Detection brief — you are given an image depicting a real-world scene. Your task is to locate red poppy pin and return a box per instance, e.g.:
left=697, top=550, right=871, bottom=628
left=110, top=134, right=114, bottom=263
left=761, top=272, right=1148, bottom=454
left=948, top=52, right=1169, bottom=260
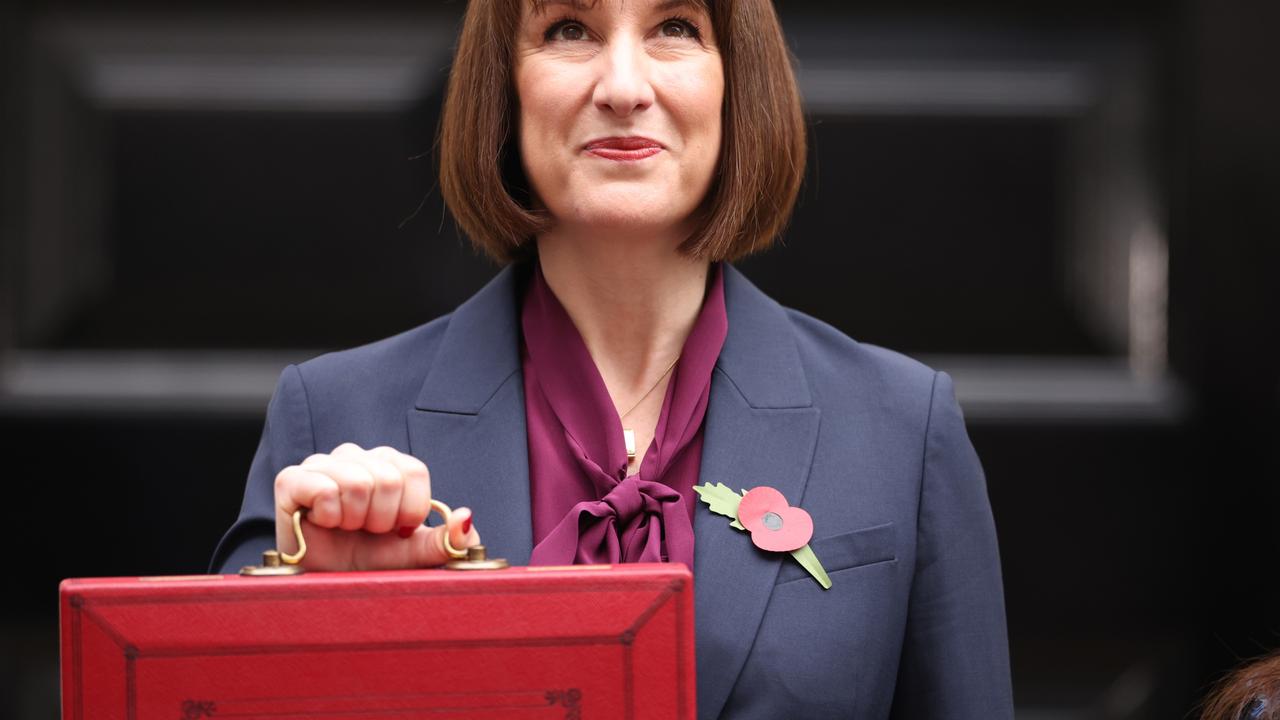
left=693, top=483, right=831, bottom=589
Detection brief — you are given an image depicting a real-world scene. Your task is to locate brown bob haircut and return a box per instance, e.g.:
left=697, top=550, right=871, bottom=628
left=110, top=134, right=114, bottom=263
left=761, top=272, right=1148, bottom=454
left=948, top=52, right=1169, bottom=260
left=1199, top=649, right=1280, bottom=720
left=438, top=0, right=806, bottom=264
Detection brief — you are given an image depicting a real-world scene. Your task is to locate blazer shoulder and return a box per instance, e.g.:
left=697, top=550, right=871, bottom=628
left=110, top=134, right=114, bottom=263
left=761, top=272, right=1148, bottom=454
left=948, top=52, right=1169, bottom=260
left=778, top=306, right=947, bottom=443
left=291, top=313, right=454, bottom=412
left=783, top=306, right=938, bottom=393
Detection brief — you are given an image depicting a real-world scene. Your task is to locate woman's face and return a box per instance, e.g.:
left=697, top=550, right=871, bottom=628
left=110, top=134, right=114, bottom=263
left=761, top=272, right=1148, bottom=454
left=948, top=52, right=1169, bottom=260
left=514, top=0, right=724, bottom=237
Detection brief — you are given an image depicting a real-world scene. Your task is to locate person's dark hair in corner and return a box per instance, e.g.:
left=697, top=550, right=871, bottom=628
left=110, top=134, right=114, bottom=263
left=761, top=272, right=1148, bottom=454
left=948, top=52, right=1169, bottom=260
left=1201, top=650, right=1280, bottom=720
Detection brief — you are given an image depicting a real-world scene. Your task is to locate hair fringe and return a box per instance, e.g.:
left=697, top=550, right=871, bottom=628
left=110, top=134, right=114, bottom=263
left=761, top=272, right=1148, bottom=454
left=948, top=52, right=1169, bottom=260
left=1199, top=650, right=1280, bottom=720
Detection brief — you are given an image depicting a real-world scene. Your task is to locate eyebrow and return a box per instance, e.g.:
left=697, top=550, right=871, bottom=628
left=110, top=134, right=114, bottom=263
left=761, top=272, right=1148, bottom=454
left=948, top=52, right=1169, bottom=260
left=655, top=0, right=710, bottom=11
left=531, top=0, right=709, bottom=16
left=530, top=0, right=598, bottom=14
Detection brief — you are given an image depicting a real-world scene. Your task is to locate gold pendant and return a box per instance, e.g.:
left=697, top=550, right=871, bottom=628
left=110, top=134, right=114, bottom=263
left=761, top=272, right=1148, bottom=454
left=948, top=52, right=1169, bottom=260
left=623, top=428, right=636, bottom=462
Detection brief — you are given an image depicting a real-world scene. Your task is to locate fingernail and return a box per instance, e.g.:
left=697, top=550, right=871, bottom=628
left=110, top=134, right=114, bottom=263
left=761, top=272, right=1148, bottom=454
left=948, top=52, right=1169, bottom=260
left=398, top=525, right=416, bottom=539
left=461, top=515, right=472, bottom=534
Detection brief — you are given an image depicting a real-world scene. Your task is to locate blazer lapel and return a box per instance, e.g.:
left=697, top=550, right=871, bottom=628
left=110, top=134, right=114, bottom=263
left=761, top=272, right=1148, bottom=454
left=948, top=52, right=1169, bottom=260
left=694, top=265, right=821, bottom=720
left=407, top=263, right=534, bottom=566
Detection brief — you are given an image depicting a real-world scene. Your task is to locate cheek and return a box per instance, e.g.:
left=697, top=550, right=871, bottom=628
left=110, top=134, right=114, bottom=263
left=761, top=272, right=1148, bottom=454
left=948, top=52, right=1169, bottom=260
left=661, top=61, right=724, bottom=148
left=517, top=63, right=585, bottom=134
left=516, top=72, right=550, bottom=149
left=514, top=70, right=557, bottom=196
left=665, top=60, right=727, bottom=127
left=696, top=63, right=726, bottom=125
left=516, top=64, right=585, bottom=179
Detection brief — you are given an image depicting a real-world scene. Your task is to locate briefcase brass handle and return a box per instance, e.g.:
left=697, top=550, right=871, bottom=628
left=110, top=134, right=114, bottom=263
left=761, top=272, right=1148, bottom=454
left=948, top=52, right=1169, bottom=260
left=240, top=499, right=507, bottom=576
left=280, top=508, right=308, bottom=564
left=432, top=499, right=510, bottom=570
left=431, top=499, right=468, bottom=561
left=284, top=499, right=459, bottom=565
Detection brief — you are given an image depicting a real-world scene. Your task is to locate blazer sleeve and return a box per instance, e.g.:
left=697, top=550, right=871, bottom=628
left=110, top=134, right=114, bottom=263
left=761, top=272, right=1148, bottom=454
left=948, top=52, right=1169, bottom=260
left=890, top=371, right=1014, bottom=718
left=208, top=365, right=317, bottom=575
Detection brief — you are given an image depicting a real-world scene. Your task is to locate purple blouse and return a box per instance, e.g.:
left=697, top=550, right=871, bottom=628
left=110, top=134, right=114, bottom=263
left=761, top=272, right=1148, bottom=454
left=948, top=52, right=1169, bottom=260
left=520, top=260, right=727, bottom=567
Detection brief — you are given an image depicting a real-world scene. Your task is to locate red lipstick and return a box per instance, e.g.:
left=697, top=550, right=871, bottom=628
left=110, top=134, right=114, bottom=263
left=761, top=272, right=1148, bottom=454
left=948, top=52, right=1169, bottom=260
left=584, top=136, right=663, bottom=161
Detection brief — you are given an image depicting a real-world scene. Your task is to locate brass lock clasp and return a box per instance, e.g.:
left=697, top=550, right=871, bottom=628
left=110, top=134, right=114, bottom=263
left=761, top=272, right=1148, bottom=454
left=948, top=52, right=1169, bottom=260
left=445, top=544, right=509, bottom=571
left=240, top=509, right=308, bottom=576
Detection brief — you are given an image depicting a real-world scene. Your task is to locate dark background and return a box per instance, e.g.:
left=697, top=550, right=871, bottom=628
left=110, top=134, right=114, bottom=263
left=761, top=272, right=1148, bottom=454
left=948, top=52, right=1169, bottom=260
left=2, top=0, right=1277, bottom=717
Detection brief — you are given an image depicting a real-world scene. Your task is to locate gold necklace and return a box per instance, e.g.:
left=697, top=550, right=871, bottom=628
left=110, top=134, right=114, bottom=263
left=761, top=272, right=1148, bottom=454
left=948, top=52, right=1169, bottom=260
left=620, top=355, right=680, bottom=464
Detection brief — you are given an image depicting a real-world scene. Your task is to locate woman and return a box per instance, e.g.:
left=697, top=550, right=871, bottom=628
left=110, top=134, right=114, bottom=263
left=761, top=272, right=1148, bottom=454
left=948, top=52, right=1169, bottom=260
left=212, top=0, right=1014, bottom=716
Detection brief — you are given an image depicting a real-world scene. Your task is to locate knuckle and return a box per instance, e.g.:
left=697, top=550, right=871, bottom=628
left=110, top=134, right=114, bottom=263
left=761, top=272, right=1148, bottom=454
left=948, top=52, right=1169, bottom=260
left=407, top=456, right=430, bottom=479
left=315, top=486, right=339, bottom=508
left=274, top=466, right=298, bottom=492
left=332, top=442, right=363, bottom=455
left=378, top=472, right=404, bottom=495
left=341, top=472, right=375, bottom=501
left=333, top=459, right=370, bottom=482
left=372, top=459, right=402, bottom=484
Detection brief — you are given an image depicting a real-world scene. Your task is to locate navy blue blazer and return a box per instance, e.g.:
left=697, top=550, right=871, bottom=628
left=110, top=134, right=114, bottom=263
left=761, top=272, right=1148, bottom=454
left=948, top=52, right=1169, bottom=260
left=212, top=261, right=1013, bottom=719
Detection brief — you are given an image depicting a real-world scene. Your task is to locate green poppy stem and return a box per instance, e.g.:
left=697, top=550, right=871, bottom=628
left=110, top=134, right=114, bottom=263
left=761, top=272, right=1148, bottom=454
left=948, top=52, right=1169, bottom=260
left=790, top=544, right=832, bottom=590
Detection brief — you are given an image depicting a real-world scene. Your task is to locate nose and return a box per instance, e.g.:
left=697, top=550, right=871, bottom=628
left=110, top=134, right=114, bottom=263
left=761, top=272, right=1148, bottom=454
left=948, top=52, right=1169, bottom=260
left=592, top=38, right=654, bottom=117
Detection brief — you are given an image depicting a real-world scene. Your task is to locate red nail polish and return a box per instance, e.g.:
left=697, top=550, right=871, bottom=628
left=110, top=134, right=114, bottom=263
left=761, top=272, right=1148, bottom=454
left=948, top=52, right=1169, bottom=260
left=461, top=516, right=472, bottom=534
left=398, top=526, right=415, bottom=539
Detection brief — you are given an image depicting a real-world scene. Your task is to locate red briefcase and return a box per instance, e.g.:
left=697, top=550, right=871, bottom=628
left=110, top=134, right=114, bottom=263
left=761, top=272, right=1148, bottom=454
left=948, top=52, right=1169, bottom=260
left=60, top=561, right=695, bottom=720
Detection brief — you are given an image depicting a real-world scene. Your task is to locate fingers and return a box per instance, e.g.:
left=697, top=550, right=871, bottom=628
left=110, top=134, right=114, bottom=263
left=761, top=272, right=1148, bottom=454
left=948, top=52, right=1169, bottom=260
left=273, top=442, right=479, bottom=572
left=297, top=456, right=373, bottom=531
left=298, top=444, right=421, bottom=533
left=330, top=443, right=401, bottom=532
left=274, top=466, right=340, bottom=524
left=275, top=443, right=433, bottom=534
left=370, top=446, right=432, bottom=535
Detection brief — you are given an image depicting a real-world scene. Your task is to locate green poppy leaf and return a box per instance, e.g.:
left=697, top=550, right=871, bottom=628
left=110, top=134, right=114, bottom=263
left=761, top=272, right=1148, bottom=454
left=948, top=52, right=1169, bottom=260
left=694, top=482, right=747, bottom=531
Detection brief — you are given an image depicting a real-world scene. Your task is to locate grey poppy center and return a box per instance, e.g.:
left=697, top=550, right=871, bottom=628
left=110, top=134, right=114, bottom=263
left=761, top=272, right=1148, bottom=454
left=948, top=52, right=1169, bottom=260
left=762, top=512, right=784, bottom=530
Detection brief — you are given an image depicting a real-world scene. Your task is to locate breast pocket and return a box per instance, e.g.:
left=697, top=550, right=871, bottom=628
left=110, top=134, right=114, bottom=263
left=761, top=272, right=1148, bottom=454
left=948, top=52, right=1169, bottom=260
left=774, top=521, right=896, bottom=586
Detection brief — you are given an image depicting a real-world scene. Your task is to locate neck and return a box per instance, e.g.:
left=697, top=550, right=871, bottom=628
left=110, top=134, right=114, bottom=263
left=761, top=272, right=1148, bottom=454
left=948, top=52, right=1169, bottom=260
left=535, top=225, right=711, bottom=413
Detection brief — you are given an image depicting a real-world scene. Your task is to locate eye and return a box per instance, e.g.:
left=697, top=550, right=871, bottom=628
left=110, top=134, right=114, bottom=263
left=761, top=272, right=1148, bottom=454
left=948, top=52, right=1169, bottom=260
left=658, top=18, right=701, bottom=40
left=546, top=19, right=588, bottom=42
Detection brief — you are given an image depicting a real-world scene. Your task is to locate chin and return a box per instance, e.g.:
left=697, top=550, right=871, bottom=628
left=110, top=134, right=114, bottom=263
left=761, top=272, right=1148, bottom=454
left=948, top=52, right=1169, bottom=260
left=559, top=184, right=700, bottom=232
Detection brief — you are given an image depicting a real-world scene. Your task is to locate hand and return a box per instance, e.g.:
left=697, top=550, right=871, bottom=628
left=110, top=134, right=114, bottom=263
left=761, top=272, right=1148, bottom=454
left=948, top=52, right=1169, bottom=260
left=273, top=443, right=480, bottom=571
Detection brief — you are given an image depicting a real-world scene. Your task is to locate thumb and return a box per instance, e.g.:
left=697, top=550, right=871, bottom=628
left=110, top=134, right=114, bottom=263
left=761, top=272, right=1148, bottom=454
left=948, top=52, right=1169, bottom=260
left=409, top=506, right=479, bottom=567
left=447, top=506, right=480, bottom=555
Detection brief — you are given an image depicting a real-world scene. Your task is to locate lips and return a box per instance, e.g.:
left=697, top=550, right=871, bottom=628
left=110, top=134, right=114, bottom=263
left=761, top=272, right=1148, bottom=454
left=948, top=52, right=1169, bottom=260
left=583, top=136, right=663, bottom=161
